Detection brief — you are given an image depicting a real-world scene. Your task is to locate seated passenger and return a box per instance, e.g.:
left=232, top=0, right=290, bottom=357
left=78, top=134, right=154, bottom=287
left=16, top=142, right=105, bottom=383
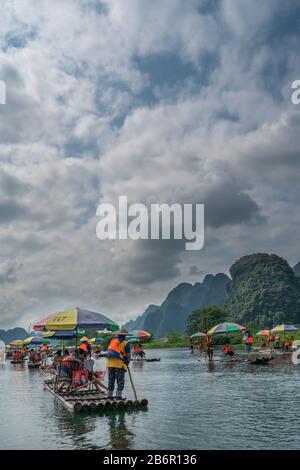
left=223, top=342, right=235, bottom=357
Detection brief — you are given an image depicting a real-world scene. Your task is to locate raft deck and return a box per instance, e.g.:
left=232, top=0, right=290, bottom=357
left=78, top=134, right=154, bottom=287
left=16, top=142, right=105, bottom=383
left=45, top=382, right=148, bottom=413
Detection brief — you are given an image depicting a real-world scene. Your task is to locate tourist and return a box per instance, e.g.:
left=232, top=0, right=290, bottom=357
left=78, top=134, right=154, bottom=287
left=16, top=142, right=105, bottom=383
left=205, top=335, right=214, bottom=363
left=275, top=334, right=281, bottom=348
left=268, top=333, right=275, bottom=352
left=243, top=331, right=253, bottom=359
left=137, top=344, right=145, bottom=360
left=81, top=352, right=107, bottom=391
left=223, top=342, right=235, bottom=359
left=106, top=326, right=131, bottom=400
left=260, top=337, right=267, bottom=348
left=132, top=344, right=139, bottom=360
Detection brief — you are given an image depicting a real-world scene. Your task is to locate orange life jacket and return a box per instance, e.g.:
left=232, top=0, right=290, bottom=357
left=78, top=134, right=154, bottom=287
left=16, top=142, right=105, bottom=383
left=107, top=338, right=125, bottom=360
left=79, top=343, right=88, bottom=353
left=245, top=337, right=253, bottom=345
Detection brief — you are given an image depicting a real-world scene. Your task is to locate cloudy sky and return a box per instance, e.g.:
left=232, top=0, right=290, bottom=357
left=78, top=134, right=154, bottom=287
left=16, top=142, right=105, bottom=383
left=0, top=0, right=300, bottom=330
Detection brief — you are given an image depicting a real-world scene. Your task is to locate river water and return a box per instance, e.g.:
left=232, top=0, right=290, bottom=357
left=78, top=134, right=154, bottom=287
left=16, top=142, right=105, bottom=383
left=0, top=348, right=300, bottom=450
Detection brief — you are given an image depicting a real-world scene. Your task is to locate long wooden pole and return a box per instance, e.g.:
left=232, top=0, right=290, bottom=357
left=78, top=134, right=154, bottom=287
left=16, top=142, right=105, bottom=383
left=127, top=366, right=138, bottom=400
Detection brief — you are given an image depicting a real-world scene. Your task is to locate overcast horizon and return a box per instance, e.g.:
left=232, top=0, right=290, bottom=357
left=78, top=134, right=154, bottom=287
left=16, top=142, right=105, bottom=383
left=1, top=0, right=300, bottom=330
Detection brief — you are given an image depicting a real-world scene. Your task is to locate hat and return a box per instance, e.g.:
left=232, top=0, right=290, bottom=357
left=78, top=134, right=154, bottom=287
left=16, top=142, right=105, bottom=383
left=115, top=326, right=129, bottom=336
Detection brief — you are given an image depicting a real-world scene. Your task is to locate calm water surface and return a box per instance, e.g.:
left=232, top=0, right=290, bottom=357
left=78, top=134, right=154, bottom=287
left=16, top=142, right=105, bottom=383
left=1, top=348, right=300, bottom=450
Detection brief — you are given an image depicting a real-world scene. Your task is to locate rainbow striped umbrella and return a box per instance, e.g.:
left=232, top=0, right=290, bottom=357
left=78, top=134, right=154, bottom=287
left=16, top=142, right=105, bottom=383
left=33, top=308, right=119, bottom=332
left=190, top=332, right=206, bottom=339
left=256, top=330, right=270, bottom=337
left=9, top=339, right=24, bottom=347
left=207, top=322, right=245, bottom=336
left=127, top=330, right=152, bottom=340
left=271, top=324, right=298, bottom=334
left=23, top=336, right=43, bottom=345
left=89, top=336, right=104, bottom=343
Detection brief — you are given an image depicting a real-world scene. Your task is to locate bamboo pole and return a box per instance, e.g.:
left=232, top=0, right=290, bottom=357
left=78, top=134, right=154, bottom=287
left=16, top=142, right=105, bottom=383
left=127, top=366, right=138, bottom=401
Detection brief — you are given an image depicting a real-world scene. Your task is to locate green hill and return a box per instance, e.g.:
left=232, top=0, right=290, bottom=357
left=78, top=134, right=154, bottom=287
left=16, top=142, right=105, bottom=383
left=225, top=253, right=300, bottom=328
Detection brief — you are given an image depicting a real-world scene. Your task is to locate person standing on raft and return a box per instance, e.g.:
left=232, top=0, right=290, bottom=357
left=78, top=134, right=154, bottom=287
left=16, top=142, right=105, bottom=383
left=243, top=331, right=253, bottom=360
left=106, top=326, right=131, bottom=400
left=205, top=335, right=214, bottom=363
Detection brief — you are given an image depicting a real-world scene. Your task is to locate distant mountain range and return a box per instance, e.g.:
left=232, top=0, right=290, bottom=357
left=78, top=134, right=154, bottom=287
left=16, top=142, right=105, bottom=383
left=1, top=256, right=300, bottom=342
left=126, top=255, right=300, bottom=337
left=0, top=327, right=28, bottom=344
left=294, top=261, right=300, bottom=277
left=125, top=273, right=230, bottom=337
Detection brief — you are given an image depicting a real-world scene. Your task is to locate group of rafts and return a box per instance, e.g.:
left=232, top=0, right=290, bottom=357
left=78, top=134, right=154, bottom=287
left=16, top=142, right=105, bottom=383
left=5, top=308, right=160, bottom=413
left=189, top=322, right=299, bottom=365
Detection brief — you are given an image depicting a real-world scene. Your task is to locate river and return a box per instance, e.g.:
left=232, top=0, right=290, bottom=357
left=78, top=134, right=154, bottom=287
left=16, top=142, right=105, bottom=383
left=0, top=348, right=300, bottom=450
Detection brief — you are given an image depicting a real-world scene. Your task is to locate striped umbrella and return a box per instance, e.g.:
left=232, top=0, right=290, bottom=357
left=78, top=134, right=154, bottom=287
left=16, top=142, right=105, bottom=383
left=33, top=308, right=119, bottom=332
left=127, top=329, right=152, bottom=340
left=9, top=340, right=24, bottom=347
left=23, top=336, right=43, bottom=345
left=207, top=322, right=245, bottom=336
left=42, top=330, right=85, bottom=339
left=190, top=332, right=206, bottom=339
left=271, top=324, right=298, bottom=334
left=256, top=330, right=270, bottom=337
left=89, top=336, right=104, bottom=343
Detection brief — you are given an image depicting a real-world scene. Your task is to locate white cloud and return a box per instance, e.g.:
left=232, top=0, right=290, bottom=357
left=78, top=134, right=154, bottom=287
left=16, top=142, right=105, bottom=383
left=0, top=0, right=300, bottom=329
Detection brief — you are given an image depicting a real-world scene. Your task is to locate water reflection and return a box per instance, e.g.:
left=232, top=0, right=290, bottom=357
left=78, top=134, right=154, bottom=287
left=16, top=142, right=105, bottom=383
left=107, top=412, right=135, bottom=450
left=1, top=349, right=300, bottom=450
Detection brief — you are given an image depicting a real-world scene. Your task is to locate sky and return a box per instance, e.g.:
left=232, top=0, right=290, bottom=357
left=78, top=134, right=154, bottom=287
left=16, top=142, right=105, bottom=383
left=0, top=0, right=300, bottom=330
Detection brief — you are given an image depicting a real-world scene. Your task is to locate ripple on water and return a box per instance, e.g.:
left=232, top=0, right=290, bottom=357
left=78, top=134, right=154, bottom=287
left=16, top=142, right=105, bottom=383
left=1, top=350, right=300, bottom=449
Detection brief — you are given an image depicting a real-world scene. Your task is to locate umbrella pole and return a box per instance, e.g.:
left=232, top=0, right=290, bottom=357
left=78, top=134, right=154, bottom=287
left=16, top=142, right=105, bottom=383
left=127, top=366, right=138, bottom=401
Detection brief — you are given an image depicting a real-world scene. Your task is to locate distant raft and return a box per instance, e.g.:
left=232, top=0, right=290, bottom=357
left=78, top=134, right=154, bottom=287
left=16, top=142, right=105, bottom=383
left=249, top=356, right=274, bottom=365
left=28, top=361, right=42, bottom=368
left=44, top=381, right=148, bottom=413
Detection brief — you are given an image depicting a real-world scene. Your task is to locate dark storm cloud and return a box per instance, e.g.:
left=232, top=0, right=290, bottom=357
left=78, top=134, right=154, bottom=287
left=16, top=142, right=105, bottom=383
left=0, top=200, right=30, bottom=223
left=124, top=239, right=184, bottom=285
left=204, top=182, right=265, bottom=228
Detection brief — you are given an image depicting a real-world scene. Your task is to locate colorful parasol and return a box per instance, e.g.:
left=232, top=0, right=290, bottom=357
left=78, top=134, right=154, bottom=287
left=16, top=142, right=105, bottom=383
left=270, top=324, right=298, bottom=334
left=89, top=336, right=104, bottom=343
left=33, top=308, right=119, bottom=332
left=127, top=330, right=152, bottom=340
left=190, top=332, right=206, bottom=339
left=207, top=322, right=245, bottom=336
left=23, top=336, right=43, bottom=345
left=256, top=330, right=270, bottom=337
left=9, top=339, right=24, bottom=347
left=42, top=330, right=85, bottom=339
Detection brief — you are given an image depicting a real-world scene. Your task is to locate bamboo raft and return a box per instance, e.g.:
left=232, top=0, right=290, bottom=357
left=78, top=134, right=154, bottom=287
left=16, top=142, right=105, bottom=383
left=44, top=381, right=148, bottom=413
left=28, top=361, right=42, bottom=368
